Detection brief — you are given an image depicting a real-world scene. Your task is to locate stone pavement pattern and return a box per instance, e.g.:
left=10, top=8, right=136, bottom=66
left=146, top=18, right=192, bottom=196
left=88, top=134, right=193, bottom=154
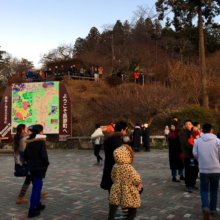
left=0, top=150, right=219, bottom=220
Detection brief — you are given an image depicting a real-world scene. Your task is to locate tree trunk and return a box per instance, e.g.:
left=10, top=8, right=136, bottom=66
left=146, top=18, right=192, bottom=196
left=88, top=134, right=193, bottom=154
left=198, top=3, right=209, bottom=109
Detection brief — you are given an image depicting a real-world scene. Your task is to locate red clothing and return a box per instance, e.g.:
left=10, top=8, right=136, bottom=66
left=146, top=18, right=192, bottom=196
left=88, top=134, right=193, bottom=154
left=106, top=124, right=114, bottom=134
left=167, top=131, right=180, bottom=139
left=134, top=72, right=139, bottom=79
left=188, top=137, right=194, bottom=146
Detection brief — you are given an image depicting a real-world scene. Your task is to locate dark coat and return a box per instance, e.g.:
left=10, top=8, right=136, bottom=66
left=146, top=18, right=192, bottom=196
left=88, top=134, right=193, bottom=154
left=100, top=132, right=124, bottom=190
left=179, top=129, right=193, bottom=159
left=143, top=128, right=149, bottom=147
left=168, top=134, right=184, bottom=170
left=133, top=127, right=142, bottom=146
left=24, top=137, right=50, bottom=178
left=61, top=68, right=65, bottom=75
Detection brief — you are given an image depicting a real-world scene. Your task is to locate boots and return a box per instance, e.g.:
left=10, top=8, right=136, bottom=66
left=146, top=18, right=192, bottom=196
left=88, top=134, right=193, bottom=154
left=16, top=195, right=29, bottom=204
left=41, top=191, right=47, bottom=197
left=28, top=209, right=40, bottom=218
left=36, top=203, right=46, bottom=211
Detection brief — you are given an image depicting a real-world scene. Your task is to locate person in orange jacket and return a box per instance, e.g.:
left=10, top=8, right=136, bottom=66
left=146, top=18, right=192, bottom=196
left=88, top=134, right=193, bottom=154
left=106, top=123, right=115, bottom=134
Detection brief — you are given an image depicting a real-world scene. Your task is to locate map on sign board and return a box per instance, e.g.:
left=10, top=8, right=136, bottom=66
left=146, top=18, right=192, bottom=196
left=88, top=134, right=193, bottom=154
left=11, top=82, right=59, bottom=134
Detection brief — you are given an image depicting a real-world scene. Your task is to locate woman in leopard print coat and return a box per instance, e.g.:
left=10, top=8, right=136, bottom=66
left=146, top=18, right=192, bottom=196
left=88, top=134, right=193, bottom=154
left=109, top=145, right=142, bottom=219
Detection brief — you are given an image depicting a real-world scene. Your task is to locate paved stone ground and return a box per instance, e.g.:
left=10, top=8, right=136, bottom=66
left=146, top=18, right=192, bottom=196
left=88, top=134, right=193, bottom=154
left=0, top=150, right=219, bottom=220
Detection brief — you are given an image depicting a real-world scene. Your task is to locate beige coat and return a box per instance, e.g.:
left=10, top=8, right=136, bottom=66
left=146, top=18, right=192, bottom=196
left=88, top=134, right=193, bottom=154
left=109, top=145, right=141, bottom=208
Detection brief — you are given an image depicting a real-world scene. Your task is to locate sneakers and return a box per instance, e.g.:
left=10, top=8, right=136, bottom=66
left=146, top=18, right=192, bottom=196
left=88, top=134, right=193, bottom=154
left=115, top=213, right=122, bottom=219
left=190, top=158, right=195, bottom=166
left=210, top=211, right=217, bottom=217
left=185, top=187, right=193, bottom=193
left=172, top=177, right=180, bottom=183
left=100, top=159, right=104, bottom=165
left=203, top=208, right=210, bottom=220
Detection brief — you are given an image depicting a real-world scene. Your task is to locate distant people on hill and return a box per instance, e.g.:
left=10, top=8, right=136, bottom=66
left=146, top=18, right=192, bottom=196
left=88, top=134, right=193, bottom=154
left=134, top=71, right=139, bottom=84
left=122, top=70, right=127, bottom=83
left=61, top=65, right=65, bottom=76
left=71, top=64, right=77, bottom=79
left=28, top=70, right=33, bottom=82
left=68, top=66, right=73, bottom=76
left=94, top=67, right=98, bottom=81
left=54, top=66, right=61, bottom=81
left=139, top=71, right=144, bottom=85
left=98, top=67, right=103, bottom=80
left=117, top=70, right=122, bottom=78
left=164, top=126, right=170, bottom=141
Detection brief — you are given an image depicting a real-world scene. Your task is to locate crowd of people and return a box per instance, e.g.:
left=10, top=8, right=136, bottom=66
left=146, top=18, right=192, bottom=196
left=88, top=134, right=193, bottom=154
left=165, top=117, right=220, bottom=220
left=13, top=117, right=220, bottom=220
left=8, top=65, right=145, bottom=85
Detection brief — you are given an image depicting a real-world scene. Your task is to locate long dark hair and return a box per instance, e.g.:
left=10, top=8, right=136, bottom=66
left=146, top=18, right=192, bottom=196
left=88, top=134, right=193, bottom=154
left=14, top=124, right=26, bottom=153
left=29, top=124, right=43, bottom=139
left=171, top=122, right=180, bottom=134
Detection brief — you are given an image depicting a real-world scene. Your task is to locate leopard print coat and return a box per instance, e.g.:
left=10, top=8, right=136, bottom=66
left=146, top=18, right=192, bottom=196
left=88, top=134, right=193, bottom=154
left=109, top=145, right=141, bottom=208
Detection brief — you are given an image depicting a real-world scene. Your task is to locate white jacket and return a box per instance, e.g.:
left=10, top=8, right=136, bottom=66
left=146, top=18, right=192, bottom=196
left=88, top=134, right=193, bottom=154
left=91, top=128, right=104, bottom=145
left=193, top=133, right=220, bottom=173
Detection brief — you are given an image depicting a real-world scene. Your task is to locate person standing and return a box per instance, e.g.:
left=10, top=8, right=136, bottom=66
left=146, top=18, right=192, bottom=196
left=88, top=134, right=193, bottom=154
left=91, top=124, right=104, bottom=165
left=117, top=70, right=122, bottom=78
left=133, top=123, right=142, bottom=152
left=28, top=70, right=33, bottom=83
left=72, top=64, right=77, bottom=79
left=98, top=66, right=103, bottom=80
left=94, top=67, right=99, bottom=82
left=100, top=121, right=128, bottom=220
left=143, top=124, right=150, bottom=152
left=109, top=145, right=142, bottom=220
left=180, top=120, right=199, bottom=193
left=24, top=125, right=49, bottom=218
left=122, top=70, right=127, bottom=83
left=139, top=71, right=144, bottom=85
left=106, top=123, right=115, bottom=134
left=134, top=71, right=139, bottom=84
left=90, top=66, right=95, bottom=81
left=61, top=65, right=65, bottom=76
left=68, top=66, right=73, bottom=77
left=167, top=122, right=185, bottom=182
left=193, top=123, right=220, bottom=219
left=80, top=67, right=85, bottom=78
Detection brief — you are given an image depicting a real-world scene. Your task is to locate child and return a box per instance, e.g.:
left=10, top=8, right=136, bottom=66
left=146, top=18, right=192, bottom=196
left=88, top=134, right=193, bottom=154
left=164, top=126, right=170, bottom=141
left=193, top=122, right=203, bottom=136
left=188, top=130, right=200, bottom=166
left=109, top=145, right=142, bottom=220
left=24, top=125, right=49, bottom=218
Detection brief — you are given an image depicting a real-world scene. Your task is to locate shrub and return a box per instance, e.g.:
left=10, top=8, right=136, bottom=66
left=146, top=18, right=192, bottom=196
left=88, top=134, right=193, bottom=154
left=167, top=106, right=218, bottom=133
left=104, top=76, right=123, bottom=87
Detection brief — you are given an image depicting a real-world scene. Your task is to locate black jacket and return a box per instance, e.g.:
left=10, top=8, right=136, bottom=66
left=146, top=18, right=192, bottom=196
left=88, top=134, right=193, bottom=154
left=54, top=68, right=60, bottom=75
left=72, top=67, right=77, bottom=74
left=168, top=135, right=184, bottom=170
left=133, top=127, right=142, bottom=146
left=24, top=136, right=50, bottom=178
left=61, top=68, right=65, bottom=75
left=47, top=70, right=52, bottom=75
left=143, top=128, right=149, bottom=146
left=100, top=132, right=124, bottom=190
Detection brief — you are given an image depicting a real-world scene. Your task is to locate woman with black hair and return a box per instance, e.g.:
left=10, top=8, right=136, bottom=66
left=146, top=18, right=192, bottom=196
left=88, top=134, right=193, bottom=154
left=167, top=122, right=185, bottom=182
left=24, top=124, right=50, bottom=218
left=14, top=124, right=30, bottom=204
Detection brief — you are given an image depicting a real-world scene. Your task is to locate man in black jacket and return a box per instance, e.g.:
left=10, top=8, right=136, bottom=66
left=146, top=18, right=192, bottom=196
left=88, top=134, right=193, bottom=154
left=100, top=121, right=127, bottom=220
left=179, top=120, right=199, bottom=193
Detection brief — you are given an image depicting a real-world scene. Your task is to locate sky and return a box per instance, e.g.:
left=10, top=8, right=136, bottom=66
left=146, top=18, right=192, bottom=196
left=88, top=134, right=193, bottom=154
left=1, top=0, right=220, bottom=69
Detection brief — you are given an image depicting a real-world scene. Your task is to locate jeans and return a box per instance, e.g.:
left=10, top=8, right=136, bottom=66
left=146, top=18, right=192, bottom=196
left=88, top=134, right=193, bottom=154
left=171, top=169, right=183, bottom=177
left=30, top=178, right=43, bottom=210
left=184, top=158, right=199, bottom=187
left=94, top=144, right=103, bottom=162
left=200, top=173, right=220, bottom=212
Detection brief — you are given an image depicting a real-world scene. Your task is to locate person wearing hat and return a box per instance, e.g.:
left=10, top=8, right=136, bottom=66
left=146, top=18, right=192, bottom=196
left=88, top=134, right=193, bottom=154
left=133, top=123, right=142, bottom=152
left=143, top=124, right=150, bottom=152
left=91, top=124, right=104, bottom=165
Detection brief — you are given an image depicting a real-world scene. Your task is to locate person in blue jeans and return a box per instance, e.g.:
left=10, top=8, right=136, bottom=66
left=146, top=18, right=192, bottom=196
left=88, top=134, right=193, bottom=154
left=193, top=123, right=220, bottom=220
left=24, top=125, right=49, bottom=218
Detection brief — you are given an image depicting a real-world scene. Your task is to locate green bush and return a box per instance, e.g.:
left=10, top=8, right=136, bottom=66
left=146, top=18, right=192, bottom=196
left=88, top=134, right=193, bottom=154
left=167, top=106, right=218, bottom=133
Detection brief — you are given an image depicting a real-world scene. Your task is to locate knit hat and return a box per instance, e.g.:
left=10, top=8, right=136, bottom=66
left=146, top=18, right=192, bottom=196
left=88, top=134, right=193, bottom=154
left=136, top=123, right=140, bottom=127
left=192, top=130, right=200, bottom=138
left=95, top=124, right=100, bottom=129
left=144, top=124, right=148, bottom=128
